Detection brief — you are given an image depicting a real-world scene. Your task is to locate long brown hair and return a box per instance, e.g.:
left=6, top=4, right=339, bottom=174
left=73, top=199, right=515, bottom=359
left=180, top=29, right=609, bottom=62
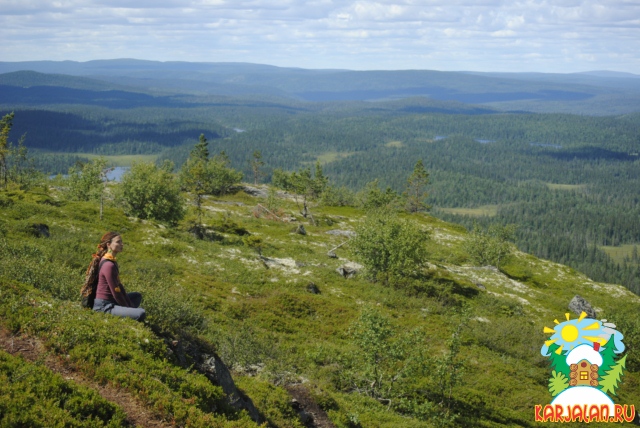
left=80, top=232, right=120, bottom=297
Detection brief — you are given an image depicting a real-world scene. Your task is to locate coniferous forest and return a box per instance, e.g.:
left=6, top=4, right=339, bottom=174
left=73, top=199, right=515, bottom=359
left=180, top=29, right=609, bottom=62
left=2, top=61, right=640, bottom=294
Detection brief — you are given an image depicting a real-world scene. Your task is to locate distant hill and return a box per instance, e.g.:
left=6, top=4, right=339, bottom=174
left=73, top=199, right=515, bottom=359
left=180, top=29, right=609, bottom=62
left=2, top=60, right=640, bottom=114
left=0, top=70, right=149, bottom=93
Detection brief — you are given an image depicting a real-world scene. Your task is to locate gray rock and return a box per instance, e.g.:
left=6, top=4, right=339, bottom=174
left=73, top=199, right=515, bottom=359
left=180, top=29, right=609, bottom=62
left=336, top=265, right=358, bottom=278
left=306, top=282, right=320, bottom=294
left=294, top=224, right=307, bottom=235
left=568, top=295, right=597, bottom=319
left=242, top=185, right=269, bottom=198
left=327, top=251, right=338, bottom=258
left=201, top=354, right=263, bottom=423
left=169, top=339, right=263, bottom=423
left=326, top=229, right=356, bottom=237
left=474, top=282, right=486, bottom=290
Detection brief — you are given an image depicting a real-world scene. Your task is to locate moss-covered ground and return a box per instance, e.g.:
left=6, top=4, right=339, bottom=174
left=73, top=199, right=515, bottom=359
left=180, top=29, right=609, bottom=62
left=1, top=184, right=639, bottom=427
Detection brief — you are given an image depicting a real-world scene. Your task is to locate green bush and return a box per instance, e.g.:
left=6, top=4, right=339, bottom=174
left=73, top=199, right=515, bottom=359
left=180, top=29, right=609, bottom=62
left=466, top=223, right=517, bottom=268
left=115, top=161, right=185, bottom=224
left=356, top=180, right=400, bottom=212
left=351, top=211, right=428, bottom=283
left=320, top=185, right=356, bottom=207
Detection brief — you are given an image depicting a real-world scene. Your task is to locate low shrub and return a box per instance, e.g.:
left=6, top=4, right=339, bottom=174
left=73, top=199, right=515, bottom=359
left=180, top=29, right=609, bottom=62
left=0, top=279, right=256, bottom=427
left=0, top=349, right=128, bottom=427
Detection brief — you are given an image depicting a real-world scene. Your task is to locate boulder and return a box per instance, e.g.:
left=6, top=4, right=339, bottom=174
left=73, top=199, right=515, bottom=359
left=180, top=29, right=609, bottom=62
left=306, top=282, right=320, bottom=294
left=293, top=224, right=307, bottom=235
left=336, top=265, right=358, bottom=278
left=568, top=295, right=597, bottom=319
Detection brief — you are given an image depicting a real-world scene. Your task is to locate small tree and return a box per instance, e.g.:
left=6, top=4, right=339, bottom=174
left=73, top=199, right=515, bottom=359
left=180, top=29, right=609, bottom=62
left=0, top=113, right=15, bottom=188
left=180, top=135, right=243, bottom=223
left=117, top=160, right=185, bottom=224
left=66, top=158, right=109, bottom=202
left=403, top=159, right=430, bottom=213
left=7, top=136, right=41, bottom=190
left=272, top=161, right=327, bottom=219
left=320, top=185, right=356, bottom=207
left=351, top=211, right=429, bottom=284
left=208, top=151, right=243, bottom=196
left=357, top=179, right=400, bottom=212
left=250, top=150, right=264, bottom=185
left=467, top=223, right=517, bottom=268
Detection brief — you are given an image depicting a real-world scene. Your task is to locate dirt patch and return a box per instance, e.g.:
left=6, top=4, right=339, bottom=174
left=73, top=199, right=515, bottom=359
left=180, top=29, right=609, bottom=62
left=285, top=384, right=335, bottom=428
left=0, top=328, right=171, bottom=428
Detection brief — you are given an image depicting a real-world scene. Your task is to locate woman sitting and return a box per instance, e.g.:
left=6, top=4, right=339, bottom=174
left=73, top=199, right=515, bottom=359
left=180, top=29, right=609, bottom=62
left=88, top=232, right=146, bottom=322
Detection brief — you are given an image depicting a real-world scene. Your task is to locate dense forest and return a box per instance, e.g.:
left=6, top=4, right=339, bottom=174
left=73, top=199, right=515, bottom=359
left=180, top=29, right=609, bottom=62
left=1, top=64, right=640, bottom=295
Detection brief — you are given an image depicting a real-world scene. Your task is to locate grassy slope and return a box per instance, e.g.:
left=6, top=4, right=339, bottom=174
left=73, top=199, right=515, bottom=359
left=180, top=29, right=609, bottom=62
left=1, top=186, right=639, bottom=427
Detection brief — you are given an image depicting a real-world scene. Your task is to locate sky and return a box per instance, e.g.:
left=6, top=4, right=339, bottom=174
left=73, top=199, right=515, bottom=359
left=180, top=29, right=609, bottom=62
left=2, top=0, right=639, bottom=73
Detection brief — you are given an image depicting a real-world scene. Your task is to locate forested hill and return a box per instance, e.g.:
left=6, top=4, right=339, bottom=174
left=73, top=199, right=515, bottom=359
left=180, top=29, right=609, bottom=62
left=1, top=62, right=640, bottom=301
left=2, top=60, right=640, bottom=114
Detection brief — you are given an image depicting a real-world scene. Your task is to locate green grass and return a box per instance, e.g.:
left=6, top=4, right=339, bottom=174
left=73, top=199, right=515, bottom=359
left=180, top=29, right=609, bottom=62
left=2, top=186, right=640, bottom=427
left=544, top=183, right=586, bottom=191
left=600, top=244, right=640, bottom=264
left=309, top=151, right=355, bottom=164
left=437, top=204, right=499, bottom=217
left=385, top=140, right=404, bottom=148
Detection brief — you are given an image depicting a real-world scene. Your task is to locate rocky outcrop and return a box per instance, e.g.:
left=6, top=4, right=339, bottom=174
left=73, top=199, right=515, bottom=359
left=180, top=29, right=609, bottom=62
left=326, top=229, right=356, bottom=237
left=200, top=354, right=263, bottom=423
left=568, top=295, right=597, bottom=319
left=242, top=185, right=269, bottom=198
left=168, top=336, right=263, bottom=423
left=336, top=262, right=363, bottom=278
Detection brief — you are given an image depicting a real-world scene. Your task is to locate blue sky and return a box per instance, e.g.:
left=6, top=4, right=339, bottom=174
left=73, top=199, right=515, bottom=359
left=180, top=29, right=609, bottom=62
left=2, top=0, right=639, bottom=73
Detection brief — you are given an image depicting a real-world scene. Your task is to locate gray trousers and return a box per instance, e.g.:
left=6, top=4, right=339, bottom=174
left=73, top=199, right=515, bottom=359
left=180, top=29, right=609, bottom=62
left=93, top=292, right=146, bottom=322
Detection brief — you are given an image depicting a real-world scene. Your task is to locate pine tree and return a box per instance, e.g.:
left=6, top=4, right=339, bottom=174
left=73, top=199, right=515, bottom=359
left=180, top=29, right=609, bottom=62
left=599, top=354, right=627, bottom=396
left=192, top=134, right=209, bottom=161
left=250, top=150, right=264, bottom=185
left=403, top=159, right=430, bottom=213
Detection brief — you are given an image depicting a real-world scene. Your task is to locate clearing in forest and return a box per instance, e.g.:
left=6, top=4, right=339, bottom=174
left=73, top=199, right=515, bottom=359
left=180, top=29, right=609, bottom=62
left=437, top=204, right=499, bottom=217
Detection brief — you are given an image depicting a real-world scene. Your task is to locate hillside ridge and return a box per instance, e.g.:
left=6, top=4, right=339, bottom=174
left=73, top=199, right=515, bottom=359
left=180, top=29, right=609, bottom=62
left=2, top=184, right=640, bottom=426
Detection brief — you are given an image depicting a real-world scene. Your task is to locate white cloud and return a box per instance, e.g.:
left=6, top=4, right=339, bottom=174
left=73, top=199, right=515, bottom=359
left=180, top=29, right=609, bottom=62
left=0, top=0, right=639, bottom=72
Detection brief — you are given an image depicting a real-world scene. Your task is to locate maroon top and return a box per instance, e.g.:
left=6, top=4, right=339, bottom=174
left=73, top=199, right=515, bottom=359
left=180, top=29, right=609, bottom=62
left=95, top=258, right=133, bottom=307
